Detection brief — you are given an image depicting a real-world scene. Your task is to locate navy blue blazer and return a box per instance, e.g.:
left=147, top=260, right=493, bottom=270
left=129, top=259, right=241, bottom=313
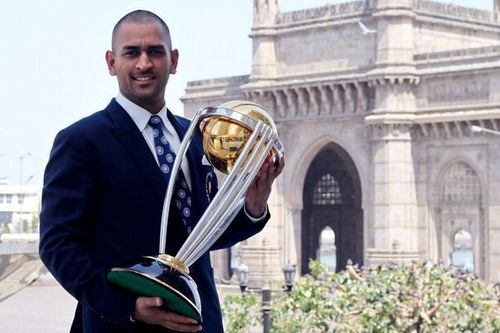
left=39, top=99, right=269, bottom=332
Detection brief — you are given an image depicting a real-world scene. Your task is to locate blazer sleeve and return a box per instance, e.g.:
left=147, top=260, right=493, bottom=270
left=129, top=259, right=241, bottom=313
left=39, top=128, right=136, bottom=328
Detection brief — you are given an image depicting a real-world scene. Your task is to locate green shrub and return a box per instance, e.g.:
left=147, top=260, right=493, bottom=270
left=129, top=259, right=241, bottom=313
left=222, top=291, right=261, bottom=333
left=223, top=260, right=500, bottom=333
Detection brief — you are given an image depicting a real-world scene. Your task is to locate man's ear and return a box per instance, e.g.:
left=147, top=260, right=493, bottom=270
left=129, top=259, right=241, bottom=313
left=170, top=49, right=179, bottom=74
left=105, top=50, right=117, bottom=76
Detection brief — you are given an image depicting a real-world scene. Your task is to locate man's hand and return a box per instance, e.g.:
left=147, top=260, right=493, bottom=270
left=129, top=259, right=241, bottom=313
left=133, top=296, right=202, bottom=332
left=245, top=155, right=285, bottom=218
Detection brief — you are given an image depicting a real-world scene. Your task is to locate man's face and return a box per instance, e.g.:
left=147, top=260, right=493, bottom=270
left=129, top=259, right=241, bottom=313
left=105, top=21, right=178, bottom=113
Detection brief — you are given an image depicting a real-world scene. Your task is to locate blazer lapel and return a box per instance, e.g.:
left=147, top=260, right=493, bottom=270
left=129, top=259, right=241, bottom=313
left=106, top=99, right=167, bottom=199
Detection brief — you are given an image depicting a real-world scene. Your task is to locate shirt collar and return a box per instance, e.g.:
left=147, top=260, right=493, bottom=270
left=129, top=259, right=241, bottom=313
left=115, top=92, right=168, bottom=132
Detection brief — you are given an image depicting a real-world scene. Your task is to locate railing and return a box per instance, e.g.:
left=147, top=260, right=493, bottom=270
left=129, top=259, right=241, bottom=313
left=277, top=1, right=367, bottom=25
left=275, top=0, right=495, bottom=26
left=415, top=0, right=494, bottom=23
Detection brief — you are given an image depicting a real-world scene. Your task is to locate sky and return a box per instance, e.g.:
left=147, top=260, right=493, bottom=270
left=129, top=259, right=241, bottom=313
left=0, top=0, right=493, bottom=188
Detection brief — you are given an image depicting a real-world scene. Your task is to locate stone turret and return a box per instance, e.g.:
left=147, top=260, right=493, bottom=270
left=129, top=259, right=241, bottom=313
left=253, top=0, right=279, bottom=27
left=249, top=0, right=279, bottom=81
left=374, top=0, right=415, bottom=68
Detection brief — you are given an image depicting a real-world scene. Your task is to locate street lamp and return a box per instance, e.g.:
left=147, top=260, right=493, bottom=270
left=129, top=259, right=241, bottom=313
left=470, top=125, right=500, bottom=136
left=282, top=263, right=296, bottom=293
left=24, top=175, right=34, bottom=184
left=18, top=153, right=31, bottom=185
left=235, top=263, right=296, bottom=333
left=237, top=263, right=249, bottom=293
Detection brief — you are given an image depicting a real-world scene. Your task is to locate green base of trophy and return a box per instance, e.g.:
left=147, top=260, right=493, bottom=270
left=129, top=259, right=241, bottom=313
left=107, top=255, right=202, bottom=323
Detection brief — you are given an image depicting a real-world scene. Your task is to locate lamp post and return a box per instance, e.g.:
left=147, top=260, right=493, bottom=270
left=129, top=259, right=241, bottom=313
left=236, top=263, right=249, bottom=293
left=282, top=263, right=296, bottom=293
left=18, top=153, right=31, bottom=185
left=470, top=125, right=500, bottom=136
left=261, top=284, right=271, bottom=333
left=236, top=263, right=296, bottom=333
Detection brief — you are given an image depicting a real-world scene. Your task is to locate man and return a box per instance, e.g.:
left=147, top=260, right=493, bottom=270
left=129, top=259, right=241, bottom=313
left=39, top=10, right=284, bottom=333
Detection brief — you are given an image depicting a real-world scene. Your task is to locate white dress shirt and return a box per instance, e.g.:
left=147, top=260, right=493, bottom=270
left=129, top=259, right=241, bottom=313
left=116, top=93, right=192, bottom=189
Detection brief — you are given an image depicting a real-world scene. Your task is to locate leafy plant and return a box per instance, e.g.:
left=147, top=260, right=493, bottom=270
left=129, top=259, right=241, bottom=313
left=222, top=291, right=261, bottom=333
left=222, top=260, right=500, bottom=333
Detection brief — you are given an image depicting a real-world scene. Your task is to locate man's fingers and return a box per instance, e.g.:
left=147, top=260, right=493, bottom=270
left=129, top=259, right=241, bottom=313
left=160, top=311, right=202, bottom=332
left=251, top=157, right=284, bottom=192
left=134, top=297, right=202, bottom=332
left=274, top=157, right=285, bottom=176
left=137, top=296, right=163, bottom=308
left=157, top=314, right=201, bottom=331
left=163, top=311, right=199, bottom=324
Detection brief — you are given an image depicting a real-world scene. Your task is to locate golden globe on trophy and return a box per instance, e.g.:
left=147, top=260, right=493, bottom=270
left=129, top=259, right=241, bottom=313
left=107, top=101, right=284, bottom=323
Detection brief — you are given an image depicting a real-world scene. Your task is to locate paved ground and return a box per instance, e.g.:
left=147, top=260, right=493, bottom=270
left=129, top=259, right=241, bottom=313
left=0, top=273, right=76, bottom=332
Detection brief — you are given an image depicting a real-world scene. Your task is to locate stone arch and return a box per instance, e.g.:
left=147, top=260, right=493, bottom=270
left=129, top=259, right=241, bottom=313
left=439, top=161, right=482, bottom=205
left=300, top=141, right=363, bottom=273
left=435, top=160, right=484, bottom=277
left=284, top=134, right=367, bottom=275
left=432, top=156, right=485, bottom=204
left=288, top=135, right=367, bottom=211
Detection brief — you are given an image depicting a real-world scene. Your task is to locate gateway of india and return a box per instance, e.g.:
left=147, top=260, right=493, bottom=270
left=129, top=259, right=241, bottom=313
left=182, top=0, right=500, bottom=285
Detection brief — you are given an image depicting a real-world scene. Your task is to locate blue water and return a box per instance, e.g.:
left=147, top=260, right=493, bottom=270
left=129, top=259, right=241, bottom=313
left=320, top=253, right=337, bottom=271
left=452, top=248, right=474, bottom=272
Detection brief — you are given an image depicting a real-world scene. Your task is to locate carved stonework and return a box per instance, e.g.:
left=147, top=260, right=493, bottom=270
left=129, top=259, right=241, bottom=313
left=369, top=123, right=413, bottom=141
left=427, top=78, right=489, bottom=106
left=253, top=0, right=279, bottom=26
left=276, top=1, right=367, bottom=25
left=319, top=85, right=333, bottom=115
left=274, top=0, right=493, bottom=27
left=246, top=81, right=370, bottom=120
left=415, top=45, right=500, bottom=62
left=415, top=0, right=493, bottom=22
left=414, top=119, right=500, bottom=139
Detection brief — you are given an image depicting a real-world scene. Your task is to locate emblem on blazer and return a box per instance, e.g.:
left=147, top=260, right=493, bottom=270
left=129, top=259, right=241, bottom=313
left=205, top=171, right=213, bottom=202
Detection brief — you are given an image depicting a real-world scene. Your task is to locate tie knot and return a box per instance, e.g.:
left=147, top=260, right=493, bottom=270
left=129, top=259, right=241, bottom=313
left=149, top=115, right=163, bottom=129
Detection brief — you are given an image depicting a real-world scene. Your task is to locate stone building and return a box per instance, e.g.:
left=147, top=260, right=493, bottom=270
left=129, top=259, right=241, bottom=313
left=182, top=0, right=500, bottom=284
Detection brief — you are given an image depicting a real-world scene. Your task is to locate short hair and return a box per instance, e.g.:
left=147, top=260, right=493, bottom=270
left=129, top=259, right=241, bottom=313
left=112, top=10, right=172, bottom=51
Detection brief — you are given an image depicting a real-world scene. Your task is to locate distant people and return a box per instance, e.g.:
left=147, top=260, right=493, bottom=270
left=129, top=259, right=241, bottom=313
left=39, top=10, right=284, bottom=333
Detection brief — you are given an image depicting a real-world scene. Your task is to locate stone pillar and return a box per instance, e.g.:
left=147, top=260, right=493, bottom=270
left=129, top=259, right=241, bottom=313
left=365, top=0, right=420, bottom=267
left=366, top=123, right=420, bottom=266
left=250, top=0, right=279, bottom=80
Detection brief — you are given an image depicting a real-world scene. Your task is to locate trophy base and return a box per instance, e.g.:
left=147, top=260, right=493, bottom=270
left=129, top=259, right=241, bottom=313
left=107, top=256, right=202, bottom=323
